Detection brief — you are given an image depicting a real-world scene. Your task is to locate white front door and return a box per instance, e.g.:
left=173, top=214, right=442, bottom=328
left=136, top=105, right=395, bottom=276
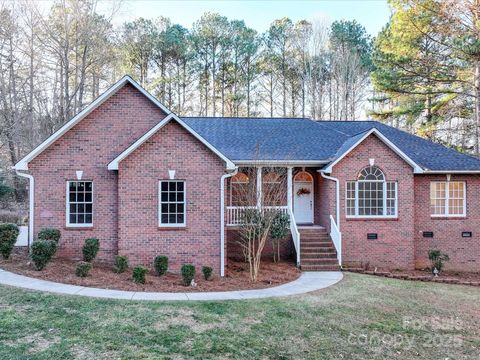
left=293, top=181, right=314, bottom=224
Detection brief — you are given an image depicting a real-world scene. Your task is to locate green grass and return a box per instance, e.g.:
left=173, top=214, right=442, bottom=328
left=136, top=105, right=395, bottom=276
left=0, top=273, right=479, bottom=359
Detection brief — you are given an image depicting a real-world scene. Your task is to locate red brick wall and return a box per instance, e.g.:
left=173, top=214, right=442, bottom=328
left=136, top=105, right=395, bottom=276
left=28, top=84, right=167, bottom=262
left=117, top=121, right=226, bottom=272
left=332, top=134, right=416, bottom=269
left=316, top=172, right=335, bottom=230
left=226, top=229, right=294, bottom=261
left=413, top=175, right=480, bottom=272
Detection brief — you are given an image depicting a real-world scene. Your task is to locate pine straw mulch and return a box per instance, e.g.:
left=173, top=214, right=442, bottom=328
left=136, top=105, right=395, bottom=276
left=0, top=252, right=301, bottom=292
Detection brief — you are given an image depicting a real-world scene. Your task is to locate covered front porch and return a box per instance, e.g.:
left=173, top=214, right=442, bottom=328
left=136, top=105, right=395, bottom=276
left=224, top=166, right=342, bottom=268
left=226, top=167, right=318, bottom=227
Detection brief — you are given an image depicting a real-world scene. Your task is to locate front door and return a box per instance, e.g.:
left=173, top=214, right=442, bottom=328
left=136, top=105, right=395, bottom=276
left=293, top=172, right=314, bottom=224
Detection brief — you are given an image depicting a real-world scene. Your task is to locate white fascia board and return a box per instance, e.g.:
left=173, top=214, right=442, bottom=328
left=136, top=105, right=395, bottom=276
left=234, top=160, right=330, bottom=166
left=108, top=113, right=235, bottom=170
left=14, top=75, right=171, bottom=170
left=421, top=170, right=480, bottom=174
left=323, top=128, right=424, bottom=174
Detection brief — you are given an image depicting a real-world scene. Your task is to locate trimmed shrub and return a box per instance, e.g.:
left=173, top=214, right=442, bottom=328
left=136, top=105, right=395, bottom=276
left=181, top=264, right=196, bottom=286
left=202, top=266, right=213, bottom=281
left=30, top=240, right=57, bottom=270
left=37, top=228, right=61, bottom=243
left=82, top=238, right=100, bottom=262
left=115, top=255, right=128, bottom=273
left=154, top=255, right=168, bottom=276
left=75, top=262, right=92, bottom=277
left=428, top=249, right=450, bottom=274
left=132, top=266, right=148, bottom=284
left=0, top=223, right=19, bottom=259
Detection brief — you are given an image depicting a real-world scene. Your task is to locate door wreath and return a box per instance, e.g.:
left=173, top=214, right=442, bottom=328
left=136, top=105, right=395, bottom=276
left=296, top=187, right=311, bottom=196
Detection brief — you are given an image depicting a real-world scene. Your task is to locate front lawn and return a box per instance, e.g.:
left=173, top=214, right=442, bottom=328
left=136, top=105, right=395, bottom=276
left=0, top=273, right=479, bottom=359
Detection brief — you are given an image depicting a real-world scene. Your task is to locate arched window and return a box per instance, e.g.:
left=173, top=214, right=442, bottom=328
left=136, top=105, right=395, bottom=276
left=346, top=165, right=397, bottom=217
left=230, top=172, right=250, bottom=206
left=294, top=171, right=313, bottom=183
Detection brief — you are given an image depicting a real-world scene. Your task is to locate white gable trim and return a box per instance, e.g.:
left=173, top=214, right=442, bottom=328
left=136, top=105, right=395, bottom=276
left=14, top=75, right=171, bottom=170
left=107, top=113, right=236, bottom=170
left=323, top=128, right=424, bottom=174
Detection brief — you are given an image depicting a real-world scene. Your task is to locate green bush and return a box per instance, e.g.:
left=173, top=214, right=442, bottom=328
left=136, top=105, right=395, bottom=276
left=82, top=238, right=100, bottom=262
left=132, top=266, right=148, bottom=284
left=428, top=249, right=450, bottom=274
left=0, top=223, right=19, bottom=259
left=202, top=266, right=213, bottom=280
left=30, top=240, right=57, bottom=270
left=75, top=262, right=92, bottom=277
left=37, top=228, right=61, bottom=243
left=154, top=255, right=168, bottom=276
left=115, top=255, right=128, bottom=273
left=181, top=264, right=196, bottom=286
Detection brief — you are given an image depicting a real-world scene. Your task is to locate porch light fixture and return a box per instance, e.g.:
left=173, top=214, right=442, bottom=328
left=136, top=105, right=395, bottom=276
left=76, top=170, right=83, bottom=180
left=168, top=170, right=176, bottom=180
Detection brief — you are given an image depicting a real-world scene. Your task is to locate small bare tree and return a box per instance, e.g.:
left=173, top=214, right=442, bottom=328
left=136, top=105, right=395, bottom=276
left=232, top=167, right=288, bottom=281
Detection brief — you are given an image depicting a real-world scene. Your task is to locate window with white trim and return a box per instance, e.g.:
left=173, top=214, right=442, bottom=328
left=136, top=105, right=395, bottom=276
left=430, top=181, right=466, bottom=217
left=346, top=166, right=397, bottom=218
left=159, top=180, right=186, bottom=226
left=67, top=181, right=93, bottom=226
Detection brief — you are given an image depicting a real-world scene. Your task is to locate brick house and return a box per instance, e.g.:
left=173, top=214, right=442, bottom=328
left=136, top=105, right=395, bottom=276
left=15, top=76, right=480, bottom=274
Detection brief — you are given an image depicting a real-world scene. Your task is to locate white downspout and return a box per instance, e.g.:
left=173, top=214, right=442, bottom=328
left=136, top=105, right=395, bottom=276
left=220, top=167, right=238, bottom=277
left=319, top=171, right=340, bottom=230
left=15, top=170, right=34, bottom=247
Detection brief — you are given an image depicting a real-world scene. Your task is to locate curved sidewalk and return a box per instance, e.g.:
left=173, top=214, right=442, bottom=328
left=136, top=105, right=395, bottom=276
left=0, top=267, right=342, bottom=301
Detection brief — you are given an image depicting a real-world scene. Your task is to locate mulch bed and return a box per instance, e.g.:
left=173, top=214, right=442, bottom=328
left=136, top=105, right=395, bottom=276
left=345, top=267, right=480, bottom=286
left=0, top=252, right=300, bottom=292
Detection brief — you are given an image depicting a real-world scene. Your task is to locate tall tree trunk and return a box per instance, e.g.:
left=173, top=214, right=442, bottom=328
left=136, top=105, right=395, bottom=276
left=474, top=62, right=480, bottom=154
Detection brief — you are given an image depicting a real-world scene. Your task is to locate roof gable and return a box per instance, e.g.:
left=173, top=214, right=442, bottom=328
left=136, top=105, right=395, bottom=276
left=108, top=114, right=235, bottom=170
left=15, top=75, right=171, bottom=170
left=322, top=128, right=424, bottom=174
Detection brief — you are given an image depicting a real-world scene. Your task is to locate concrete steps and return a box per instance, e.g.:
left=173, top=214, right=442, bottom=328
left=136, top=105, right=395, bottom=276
left=299, top=227, right=340, bottom=271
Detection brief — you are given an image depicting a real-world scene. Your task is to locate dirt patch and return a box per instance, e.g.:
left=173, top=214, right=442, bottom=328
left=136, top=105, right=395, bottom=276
left=3, top=332, right=61, bottom=353
left=0, top=252, right=300, bottom=292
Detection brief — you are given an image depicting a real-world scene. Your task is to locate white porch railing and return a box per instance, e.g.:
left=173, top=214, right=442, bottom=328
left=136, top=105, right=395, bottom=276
left=226, top=206, right=288, bottom=226
left=330, top=215, right=342, bottom=266
left=287, top=207, right=301, bottom=266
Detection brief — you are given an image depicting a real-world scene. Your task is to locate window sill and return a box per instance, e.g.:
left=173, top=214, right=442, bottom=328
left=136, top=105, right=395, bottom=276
left=158, top=225, right=187, bottom=231
left=430, top=216, right=467, bottom=220
left=64, top=225, right=94, bottom=230
left=346, top=217, right=398, bottom=221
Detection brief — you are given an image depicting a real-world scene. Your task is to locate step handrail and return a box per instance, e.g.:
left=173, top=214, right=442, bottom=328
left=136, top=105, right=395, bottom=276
left=287, top=207, right=301, bottom=266
left=329, top=215, right=342, bottom=266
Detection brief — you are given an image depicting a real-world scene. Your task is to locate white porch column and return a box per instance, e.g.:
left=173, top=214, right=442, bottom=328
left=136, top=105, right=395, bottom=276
left=287, top=167, right=293, bottom=211
left=256, top=167, right=262, bottom=209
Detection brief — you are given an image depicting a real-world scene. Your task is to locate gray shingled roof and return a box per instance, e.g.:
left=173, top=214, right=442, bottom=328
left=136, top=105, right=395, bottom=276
left=181, top=117, right=480, bottom=171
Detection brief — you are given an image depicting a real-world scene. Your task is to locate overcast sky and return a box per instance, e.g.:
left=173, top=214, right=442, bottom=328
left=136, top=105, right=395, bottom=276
left=115, top=0, right=391, bottom=35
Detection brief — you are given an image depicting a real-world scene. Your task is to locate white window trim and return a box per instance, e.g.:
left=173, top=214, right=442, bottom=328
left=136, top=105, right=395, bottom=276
left=430, top=181, right=466, bottom=218
left=158, top=180, right=187, bottom=228
left=66, top=181, right=94, bottom=228
left=345, top=180, right=398, bottom=219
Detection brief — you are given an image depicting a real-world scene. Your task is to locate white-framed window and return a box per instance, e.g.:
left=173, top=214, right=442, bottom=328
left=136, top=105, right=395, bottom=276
left=159, top=180, right=186, bottom=227
left=66, top=181, right=93, bottom=227
left=346, top=166, right=398, bottom=218
left=430, top=181, right=466, bottom=217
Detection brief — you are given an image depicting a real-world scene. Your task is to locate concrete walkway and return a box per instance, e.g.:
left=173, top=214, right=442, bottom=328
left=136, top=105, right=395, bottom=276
left=0, top=267, right=343, bottom=301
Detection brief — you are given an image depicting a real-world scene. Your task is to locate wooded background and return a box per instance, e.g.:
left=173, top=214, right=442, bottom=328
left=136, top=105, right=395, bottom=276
left=1, top=0, right=479, bottom=204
